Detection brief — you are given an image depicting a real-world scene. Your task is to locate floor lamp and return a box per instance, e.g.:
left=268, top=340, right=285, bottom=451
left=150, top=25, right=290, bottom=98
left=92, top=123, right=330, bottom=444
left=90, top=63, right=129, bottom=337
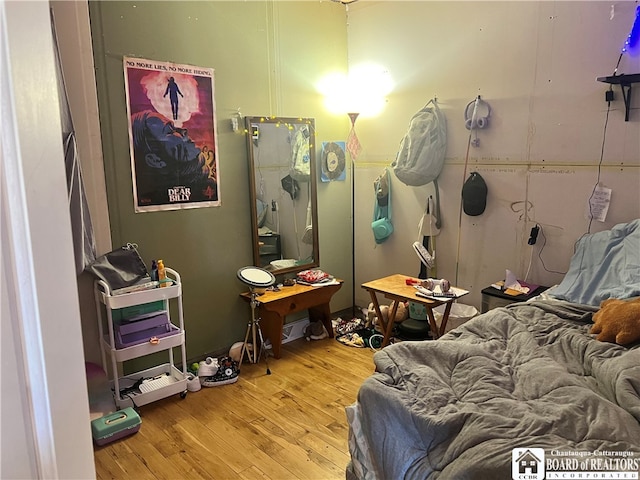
left=346, top=112, right=361, bottom=316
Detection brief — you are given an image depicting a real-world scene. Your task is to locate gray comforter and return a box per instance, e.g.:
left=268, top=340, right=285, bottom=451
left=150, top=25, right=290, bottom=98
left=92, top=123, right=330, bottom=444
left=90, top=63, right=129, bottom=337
left=349, top=300, right=640, bottom=479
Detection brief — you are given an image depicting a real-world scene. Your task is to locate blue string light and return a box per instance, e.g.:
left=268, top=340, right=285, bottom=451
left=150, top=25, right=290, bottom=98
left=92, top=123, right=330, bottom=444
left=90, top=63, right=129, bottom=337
left=621, top=5, right=640, bottom=54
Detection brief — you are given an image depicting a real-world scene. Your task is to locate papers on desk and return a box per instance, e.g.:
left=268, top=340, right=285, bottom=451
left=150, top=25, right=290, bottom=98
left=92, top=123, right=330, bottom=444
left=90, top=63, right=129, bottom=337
left=414, top=285, right=469, bottom=301
left=296, top=278, right=341, bottom=287
left=491, top=270, right=539, bottom=297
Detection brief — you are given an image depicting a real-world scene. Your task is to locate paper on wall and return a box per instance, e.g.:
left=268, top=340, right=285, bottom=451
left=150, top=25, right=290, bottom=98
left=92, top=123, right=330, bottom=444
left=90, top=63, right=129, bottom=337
left=585, top=185, right=612, bottom=222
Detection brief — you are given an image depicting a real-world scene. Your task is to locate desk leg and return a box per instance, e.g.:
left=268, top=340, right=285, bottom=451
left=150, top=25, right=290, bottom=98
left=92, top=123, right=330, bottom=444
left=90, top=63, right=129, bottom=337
left=387, top=300, right=400, bottom=342
left=367, top=291, right=394, bottom=347
left=425, top=307, right=441, bottom=339
left=368, top=292, right=387, bottom=343
left=438, top=301, right=453, bottom=337
left=308, top=303, right=335, bottom=339
left=258, top=309, right=284, bottom=359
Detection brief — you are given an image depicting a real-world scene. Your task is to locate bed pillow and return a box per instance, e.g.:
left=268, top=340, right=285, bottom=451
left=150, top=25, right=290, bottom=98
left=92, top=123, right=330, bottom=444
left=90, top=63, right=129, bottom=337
left=550, top=219, right=640, bottom=306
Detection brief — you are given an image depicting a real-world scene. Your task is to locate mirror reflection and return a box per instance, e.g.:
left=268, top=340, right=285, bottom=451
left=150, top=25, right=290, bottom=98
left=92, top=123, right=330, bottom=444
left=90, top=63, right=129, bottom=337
left=245, top=117, right=319, bottom=275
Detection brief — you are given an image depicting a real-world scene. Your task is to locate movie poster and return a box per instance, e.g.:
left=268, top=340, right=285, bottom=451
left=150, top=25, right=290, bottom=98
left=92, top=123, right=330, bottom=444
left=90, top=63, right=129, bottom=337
left=124, top=57, right=220, bottom=212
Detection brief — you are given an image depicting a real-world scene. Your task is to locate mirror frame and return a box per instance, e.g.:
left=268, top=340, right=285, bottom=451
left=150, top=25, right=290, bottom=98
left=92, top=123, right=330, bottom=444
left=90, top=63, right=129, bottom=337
left=245, top=116, right=320, bottom=276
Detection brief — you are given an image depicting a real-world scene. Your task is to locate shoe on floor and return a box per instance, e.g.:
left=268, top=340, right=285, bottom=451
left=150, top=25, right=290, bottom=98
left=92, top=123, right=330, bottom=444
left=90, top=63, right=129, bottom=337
left=200, top=356, right=239, bottom=387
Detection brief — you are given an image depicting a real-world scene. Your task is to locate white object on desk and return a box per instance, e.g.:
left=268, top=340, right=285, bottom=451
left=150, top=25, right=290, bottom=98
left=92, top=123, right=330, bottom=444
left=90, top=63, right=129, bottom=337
left=505, top=269, right=529, bottom=294
left=415, top=285, right=469, bottom=301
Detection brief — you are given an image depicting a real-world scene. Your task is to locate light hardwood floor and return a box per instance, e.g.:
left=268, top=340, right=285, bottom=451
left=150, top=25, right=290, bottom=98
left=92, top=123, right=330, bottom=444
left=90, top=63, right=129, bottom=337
left=94, top=337, right=375, bottom=480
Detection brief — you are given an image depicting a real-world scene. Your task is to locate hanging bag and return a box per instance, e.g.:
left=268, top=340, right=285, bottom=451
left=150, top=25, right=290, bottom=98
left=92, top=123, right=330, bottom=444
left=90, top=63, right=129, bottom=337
left=372, top=168, right=393, bottom=244
left=85, top=243, right=150, bottom=291
left=392, top=98, right=447, bottom=187
left=290, top=124, right=311, bottom=182
left=462, top=172, right=488, bottom=216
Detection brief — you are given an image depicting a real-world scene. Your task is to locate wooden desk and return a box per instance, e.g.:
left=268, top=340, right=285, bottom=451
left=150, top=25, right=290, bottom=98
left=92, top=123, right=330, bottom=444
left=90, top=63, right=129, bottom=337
left=240, top=281, right=342, bottom=359
left=361, top=274, right=454, bottom=347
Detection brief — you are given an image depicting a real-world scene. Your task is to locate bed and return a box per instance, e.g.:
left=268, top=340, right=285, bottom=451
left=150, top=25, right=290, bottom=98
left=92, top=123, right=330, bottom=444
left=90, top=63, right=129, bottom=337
left=346, top=219, right=640, bottom=479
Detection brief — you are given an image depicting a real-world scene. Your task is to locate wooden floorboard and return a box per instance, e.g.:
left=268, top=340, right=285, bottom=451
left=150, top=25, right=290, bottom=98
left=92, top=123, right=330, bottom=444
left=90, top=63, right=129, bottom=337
left=93, top=337, right=375, bottom=480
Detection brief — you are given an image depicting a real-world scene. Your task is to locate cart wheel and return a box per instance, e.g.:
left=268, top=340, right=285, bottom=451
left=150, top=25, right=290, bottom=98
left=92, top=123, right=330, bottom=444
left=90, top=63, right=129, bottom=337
left=180, top=391, right=187, bottom=399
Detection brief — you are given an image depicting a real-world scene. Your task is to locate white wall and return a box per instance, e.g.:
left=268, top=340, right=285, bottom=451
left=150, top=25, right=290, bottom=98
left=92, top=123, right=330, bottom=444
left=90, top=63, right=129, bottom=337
left=1, top=1, right=95, bottom=478
left=348, top=1, right=640, bottom=310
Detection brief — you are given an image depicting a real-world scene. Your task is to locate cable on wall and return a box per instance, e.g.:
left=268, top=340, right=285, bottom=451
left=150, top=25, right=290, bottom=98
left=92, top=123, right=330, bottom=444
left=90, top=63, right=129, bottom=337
left=454, top=97, right=479, bottom=286
left=537, top=226, right=567, bottom=276
left=584, top=91, right=612, bottom=236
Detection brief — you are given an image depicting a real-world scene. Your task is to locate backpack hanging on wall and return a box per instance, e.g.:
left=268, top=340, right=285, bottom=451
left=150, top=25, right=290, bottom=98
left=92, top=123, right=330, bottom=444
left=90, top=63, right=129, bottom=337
left=392, top=98, right=447, bottom=187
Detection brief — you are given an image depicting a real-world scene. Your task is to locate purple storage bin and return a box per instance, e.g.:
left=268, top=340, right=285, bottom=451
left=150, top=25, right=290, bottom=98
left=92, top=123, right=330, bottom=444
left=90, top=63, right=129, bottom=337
left=115, top=311, right=178, bottom=349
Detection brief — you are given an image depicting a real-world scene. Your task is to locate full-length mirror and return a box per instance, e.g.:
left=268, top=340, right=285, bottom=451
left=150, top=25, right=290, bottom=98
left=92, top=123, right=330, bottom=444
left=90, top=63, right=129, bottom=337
left=245, top=116, right=319, bottom=275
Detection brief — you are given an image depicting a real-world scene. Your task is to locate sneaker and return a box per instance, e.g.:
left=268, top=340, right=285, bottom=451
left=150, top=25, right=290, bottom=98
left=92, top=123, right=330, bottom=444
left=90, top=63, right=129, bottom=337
left=200, top=356, right=239, bottom=387
left=198, top=357, right=219, bottom=377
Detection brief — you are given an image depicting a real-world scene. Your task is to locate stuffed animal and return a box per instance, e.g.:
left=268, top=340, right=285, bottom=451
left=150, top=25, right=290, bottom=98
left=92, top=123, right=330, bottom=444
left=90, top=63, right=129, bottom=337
left=304, top=320, right=328, bottom=341
left=366, top=303, right=377, bottom=328
left=367, top=301, right=409, bottom=332
left=591, top=297, right=640, bottom=345
left=392, top=302, right=409, bottom=323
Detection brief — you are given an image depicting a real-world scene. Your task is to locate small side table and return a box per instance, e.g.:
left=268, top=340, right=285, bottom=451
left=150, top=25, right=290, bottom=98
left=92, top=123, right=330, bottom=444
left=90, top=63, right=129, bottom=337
left=239, top=281, right=342, bottom=359
left=481, top=285, right=549, bottom=313
left=361, top=274, right=461, bottom=347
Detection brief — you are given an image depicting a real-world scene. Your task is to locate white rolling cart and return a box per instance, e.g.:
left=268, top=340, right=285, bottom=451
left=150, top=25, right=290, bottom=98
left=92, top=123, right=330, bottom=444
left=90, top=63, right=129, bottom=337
left=94, top=267, right=188, bottom=409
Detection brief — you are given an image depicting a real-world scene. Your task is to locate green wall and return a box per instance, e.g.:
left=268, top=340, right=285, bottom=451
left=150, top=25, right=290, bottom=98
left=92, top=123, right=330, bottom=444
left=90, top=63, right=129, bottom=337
left=89, top=0, right=352, bottom=370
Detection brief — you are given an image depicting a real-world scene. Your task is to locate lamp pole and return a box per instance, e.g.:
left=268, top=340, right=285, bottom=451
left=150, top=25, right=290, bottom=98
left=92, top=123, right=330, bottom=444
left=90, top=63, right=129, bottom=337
left=346, top=112, right=360, bottom=316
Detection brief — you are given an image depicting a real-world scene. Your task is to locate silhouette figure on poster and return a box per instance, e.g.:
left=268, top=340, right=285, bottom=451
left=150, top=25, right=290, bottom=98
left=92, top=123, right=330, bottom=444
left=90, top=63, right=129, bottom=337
left=163, top=77, right=183, bottom=120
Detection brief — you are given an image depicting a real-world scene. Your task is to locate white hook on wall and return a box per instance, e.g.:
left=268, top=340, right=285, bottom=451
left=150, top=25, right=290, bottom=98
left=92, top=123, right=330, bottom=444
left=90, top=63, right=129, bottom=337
left=231, top=108, right=242, bottom=132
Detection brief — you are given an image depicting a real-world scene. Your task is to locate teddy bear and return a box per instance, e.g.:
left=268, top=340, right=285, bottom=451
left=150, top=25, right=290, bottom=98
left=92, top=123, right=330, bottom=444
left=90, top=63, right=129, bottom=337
left=590, top=297, right=640, bottom=346
left=367, top=301, right=409, bottom=333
